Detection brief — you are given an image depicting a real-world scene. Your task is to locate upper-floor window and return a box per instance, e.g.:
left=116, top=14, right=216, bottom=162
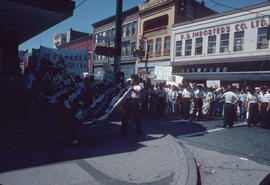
left=175, top=40, right=182, bottom=57
left=220, top=33, right=229, bottom=53
left=127, top=23, right=132, bottom=37
left=147, top=39, right=153, bottom=58
left=131, top=42, right=136, bottom=56
left=95, top=34, right=98, bottom=44
left=122, top=25, right=127, bottom=38
left=185, top=39, right=192, bottom=56
left=164, top=36, right=170, bottom=56
left=195, top=38, right=203, bottom=55
left=107, top=30, right=111, bottom=42
left=126, top=42, right=131, bottom=56
left=208, top=35, right=216, bottom=54
left=234, top=31, right=244, bottom=52
left=257, top=27, right=269, bottom=49
left=155, top=38, right=162, bottom=57
left=112, top=29, right=115, bottom=40
left=132, top=21, right=137, bottom=35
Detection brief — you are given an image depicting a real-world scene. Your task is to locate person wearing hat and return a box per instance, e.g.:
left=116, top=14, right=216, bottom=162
left=120, top=74, right=143, bottom=135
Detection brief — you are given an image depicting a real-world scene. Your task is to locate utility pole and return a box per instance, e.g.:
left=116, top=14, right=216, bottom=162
left=114, top=0, right=122, bottom=72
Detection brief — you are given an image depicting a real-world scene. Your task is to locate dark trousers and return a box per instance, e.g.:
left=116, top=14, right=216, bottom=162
left=51, top=103, right=79, bottom=140
left=261, top=102, right=269, bottom=128
left=182, top=98, right=190, bottom=120
left=247, top=103, right=259, bottom=126
left=121, top=99, right=141, bottom=134
left=224, top=103, right=234, bottom=127
left=192, top=98, right=203, bottom=119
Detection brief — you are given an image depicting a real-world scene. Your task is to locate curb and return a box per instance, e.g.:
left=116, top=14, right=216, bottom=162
left=166, top=135, right=199, bottom=185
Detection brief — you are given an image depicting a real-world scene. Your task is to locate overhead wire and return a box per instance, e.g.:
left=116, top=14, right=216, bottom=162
left=75, top=0, right=89, bottom=9
left=207, top=0, right=269, bottom=17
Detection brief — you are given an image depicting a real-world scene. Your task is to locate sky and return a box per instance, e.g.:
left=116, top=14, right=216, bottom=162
left=19, top=0, right=268, bottom=51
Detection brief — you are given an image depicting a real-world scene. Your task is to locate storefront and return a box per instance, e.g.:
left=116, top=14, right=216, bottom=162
left=171, top=2, right=270, bottom=87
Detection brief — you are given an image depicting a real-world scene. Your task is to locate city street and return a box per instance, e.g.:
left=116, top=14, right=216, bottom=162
left=1, top=113, right=270, bottom=185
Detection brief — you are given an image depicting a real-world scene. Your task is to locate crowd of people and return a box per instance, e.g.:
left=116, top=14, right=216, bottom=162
left=2, top=62, right=270, bottom=146
left=139, top=82, right=270, bottom=129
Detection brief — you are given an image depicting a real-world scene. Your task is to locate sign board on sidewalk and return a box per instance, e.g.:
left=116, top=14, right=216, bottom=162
left=206, top=80, right=220, bottom=88
left=39, top=46, right=89, bottom=77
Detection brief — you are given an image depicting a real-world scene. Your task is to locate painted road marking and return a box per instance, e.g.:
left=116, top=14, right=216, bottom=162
left=177, top=122, right=247, bottom=138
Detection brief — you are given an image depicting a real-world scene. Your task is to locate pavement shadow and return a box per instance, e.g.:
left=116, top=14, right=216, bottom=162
left=0, top=111, right=207, bottom=173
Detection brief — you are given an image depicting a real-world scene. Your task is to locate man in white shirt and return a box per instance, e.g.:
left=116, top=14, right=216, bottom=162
left=121, top=74, right=143, bottom=135
left=181, top=84, right=193, bottom=120
left=191, top=85, right=205, bottom=121
left=220, top=86, right=239, bottom=128
left=259, top=87, right=270, bottom=128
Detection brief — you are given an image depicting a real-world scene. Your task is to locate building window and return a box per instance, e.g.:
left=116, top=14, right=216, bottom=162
left=126, top=42, right=131, bottom=56
left=181, top=69, right=185, bottom=73
left=147, top=39, right=153, bottom=58
left=127, top=23, right=132, bottom=37
left=112, top=29, right=115, bottom=40
left=208, top=35, right=216, bottom=54
left=131, top=42, right=136, bottom=56
left=220, top=33, right=229, bottom=53
left=195, top=38, right=203, bottom=55
left=164, top=36, right=170, bottom=56
left=185, top=39, right=192, bottom=56
left=122, top=25, right=127, bottom=38
left=107, top=30, right=111, bottom=41
left=121, top=45, right=127, bottom=56
left=257, top=27, right=269, bottom=49
left=233, top=31, right=244, bottom=52
left=132, top=21, right=137, bottom=35
left=95, top=34, right=98, bottom=43
left=175, top=40, right=182, bottom=57
left=155, top=38, right=162, bottom=57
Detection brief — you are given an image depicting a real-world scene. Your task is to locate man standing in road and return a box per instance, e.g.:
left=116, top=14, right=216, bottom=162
left=220, top=86, right=239, bottom=128
left=121, top=74, right=143, bottom=135
left=191, top=85, right=205, bottom=121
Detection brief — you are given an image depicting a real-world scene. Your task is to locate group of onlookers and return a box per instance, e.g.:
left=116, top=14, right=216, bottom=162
left=139, top=82, right=270, bottom=129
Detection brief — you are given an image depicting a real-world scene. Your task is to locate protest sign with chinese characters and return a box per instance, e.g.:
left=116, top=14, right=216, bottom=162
left=39, top=46, right=89, bottom=77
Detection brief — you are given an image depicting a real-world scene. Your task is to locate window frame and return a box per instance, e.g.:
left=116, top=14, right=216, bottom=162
left=233, top=31, right=245, bottom=52
left=185, top=39, right=192, bottom=56
left=208, top=35, right=216, bottom=54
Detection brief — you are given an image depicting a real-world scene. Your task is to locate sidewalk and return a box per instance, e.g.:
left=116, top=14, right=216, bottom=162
left=0, top=116, right=198, bottom=185
left=182, top=141, right=270, bottom=185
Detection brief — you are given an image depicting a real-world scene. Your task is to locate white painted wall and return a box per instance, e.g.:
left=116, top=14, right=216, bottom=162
left=171, top=4, right=270, bottom=63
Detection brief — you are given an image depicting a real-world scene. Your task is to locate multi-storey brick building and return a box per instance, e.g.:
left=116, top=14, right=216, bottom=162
left=54, top=29, right=93, bottom=73
left=92, top=7, right=139, bottom=79
left=136, top=0, right=216, bottom=76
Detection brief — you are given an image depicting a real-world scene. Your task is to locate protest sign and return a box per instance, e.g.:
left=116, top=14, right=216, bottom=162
left=39, top=46, right=89, bottom=77
left=206, top=80, right=220, bottom=88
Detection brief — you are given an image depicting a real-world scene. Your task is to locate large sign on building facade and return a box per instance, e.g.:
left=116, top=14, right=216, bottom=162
left=172, top=4, right=270, bottom=64
left=177, top=18, right=269, bottom=41
left=39, top=46, right=89, bottom=77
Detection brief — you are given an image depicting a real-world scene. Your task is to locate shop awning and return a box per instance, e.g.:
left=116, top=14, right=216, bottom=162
left=173, top=71, right=270, bottom=81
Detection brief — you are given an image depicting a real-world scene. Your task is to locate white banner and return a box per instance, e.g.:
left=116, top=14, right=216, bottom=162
left=154, top=66, right=172, bottom=81
left=39, top=46, right=89, bottom=77
left=206, top=80, right=220, bottom=88
left=167, top=75, right=183, bottom=86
